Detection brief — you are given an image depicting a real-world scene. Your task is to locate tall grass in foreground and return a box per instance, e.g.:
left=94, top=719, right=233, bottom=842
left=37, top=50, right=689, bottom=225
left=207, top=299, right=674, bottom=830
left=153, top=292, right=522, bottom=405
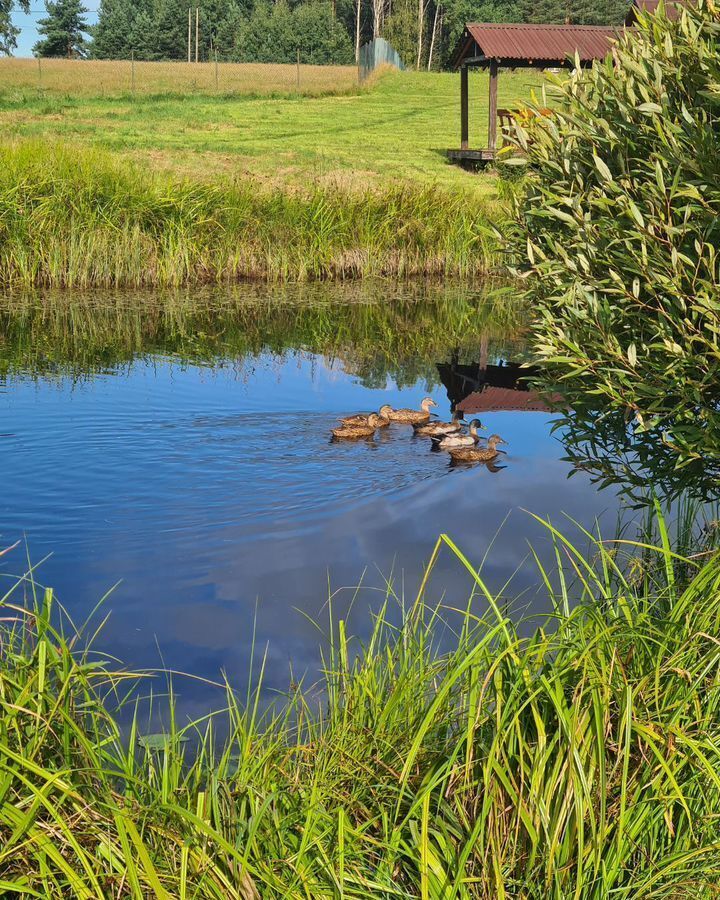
left=0, top=141, right=502, bottom=287
left=2, top=514, right=720, bottom=898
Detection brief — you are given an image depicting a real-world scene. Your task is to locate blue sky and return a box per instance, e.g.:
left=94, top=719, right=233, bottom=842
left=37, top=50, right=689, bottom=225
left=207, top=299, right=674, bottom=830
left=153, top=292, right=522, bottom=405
left=12, top=5, right=99, bottom=57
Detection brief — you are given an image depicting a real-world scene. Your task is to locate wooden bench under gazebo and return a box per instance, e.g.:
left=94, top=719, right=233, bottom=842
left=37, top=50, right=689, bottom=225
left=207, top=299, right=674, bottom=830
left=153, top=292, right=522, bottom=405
left=447, top=23, right=620, bottom=164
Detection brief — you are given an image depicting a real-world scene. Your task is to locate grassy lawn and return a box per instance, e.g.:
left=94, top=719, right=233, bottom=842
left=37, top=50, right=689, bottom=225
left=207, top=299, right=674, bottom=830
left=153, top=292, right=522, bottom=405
left=0, top=66, right=548, bottom=285
left=0, top=68, right=546, bottom=191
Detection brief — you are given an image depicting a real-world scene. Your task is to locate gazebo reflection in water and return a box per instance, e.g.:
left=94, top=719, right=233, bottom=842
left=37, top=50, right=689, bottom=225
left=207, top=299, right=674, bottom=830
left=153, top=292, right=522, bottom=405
left=437, top=351, right=562, bottom=417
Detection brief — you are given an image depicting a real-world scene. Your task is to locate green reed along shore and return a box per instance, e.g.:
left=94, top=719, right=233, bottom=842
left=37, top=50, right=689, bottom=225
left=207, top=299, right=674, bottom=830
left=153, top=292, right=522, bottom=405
left=3, top=516, right=720, bottom=898
left=0, top=142, right=502, bottom=287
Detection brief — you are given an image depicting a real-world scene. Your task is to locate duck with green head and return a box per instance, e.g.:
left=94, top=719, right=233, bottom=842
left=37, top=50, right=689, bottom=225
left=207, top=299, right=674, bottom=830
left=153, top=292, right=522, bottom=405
left=434, top=419, right=483, bottom=450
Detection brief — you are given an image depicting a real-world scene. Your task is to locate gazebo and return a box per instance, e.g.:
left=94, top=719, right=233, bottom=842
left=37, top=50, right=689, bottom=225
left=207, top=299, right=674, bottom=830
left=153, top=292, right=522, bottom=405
left=447, top=22, right=620, bottom=164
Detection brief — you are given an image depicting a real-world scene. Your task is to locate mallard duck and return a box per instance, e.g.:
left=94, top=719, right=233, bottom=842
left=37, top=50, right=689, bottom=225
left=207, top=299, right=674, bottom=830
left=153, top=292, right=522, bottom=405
left=386, top=397, right=437, bottom=425
left=339, top=404, right=393, bottom=427
left=434, top=419, right=483, bottom=450
left=331, top=413, right=383, bottom=440
left=448, top=434, right=507, bottom=463
left=413, top=419, right=463, bottom=437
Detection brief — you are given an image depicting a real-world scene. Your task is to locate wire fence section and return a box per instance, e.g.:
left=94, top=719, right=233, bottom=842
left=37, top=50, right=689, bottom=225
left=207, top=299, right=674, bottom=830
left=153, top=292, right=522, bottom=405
left=0, top=57, right=361, bottom=97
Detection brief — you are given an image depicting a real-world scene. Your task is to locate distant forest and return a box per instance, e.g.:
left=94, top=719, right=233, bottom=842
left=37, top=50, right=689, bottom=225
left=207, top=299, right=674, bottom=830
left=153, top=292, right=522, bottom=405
left=25, top=0, right=631, bottom=69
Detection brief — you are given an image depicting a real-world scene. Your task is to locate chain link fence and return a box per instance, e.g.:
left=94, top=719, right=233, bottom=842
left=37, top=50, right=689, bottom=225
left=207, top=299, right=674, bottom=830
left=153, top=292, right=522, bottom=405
left=0, top=56, right=363, bottom=96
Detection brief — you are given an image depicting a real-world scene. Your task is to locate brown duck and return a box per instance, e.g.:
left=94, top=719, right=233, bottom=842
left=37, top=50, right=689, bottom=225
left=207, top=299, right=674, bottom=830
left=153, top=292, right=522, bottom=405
left=339, top=404, right=393, bottom=427
left=331, top=413, right=384, bottom=440
left=386, top=397, right=437, bottom=425
left=448, top=434, right=507, bottom=463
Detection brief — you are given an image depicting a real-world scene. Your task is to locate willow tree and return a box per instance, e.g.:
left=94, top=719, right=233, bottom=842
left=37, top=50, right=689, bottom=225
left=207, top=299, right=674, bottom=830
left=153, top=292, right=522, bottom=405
left=509, top=0, right=720, bottom=463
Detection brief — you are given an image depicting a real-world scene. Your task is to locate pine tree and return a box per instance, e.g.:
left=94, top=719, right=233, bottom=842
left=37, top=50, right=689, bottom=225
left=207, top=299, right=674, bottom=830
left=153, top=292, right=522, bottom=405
left=92, top=0, right=134, bottom=58
left=212, top=5, right=244, bottom=60
left=195, top=0, right=242, bottom=60
left=1, top=0, right=30, bottom=55
left=34, top=0, right=89, bottom=56
left=234, top=0, right=294, bottom=62
left=294, top=1, right=354, bottom=63
left=128, top=5, right=157, bottom=59
left=518, top=0, right=626, bottom=22
left=150, top=0, right=191, bottom=60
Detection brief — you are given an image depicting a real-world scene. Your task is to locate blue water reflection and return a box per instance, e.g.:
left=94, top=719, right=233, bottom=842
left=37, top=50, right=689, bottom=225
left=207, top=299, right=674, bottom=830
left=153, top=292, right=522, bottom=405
left=1, top=296, right=621, bottom=718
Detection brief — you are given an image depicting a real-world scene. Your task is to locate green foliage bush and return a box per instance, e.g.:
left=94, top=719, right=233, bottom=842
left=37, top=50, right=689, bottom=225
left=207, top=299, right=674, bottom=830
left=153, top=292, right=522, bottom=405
left=509, top=0, right=720, bottom=463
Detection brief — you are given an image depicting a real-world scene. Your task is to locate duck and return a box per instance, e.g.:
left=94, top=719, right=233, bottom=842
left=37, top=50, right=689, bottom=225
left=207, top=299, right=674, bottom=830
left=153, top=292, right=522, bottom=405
left=386, top=397, right=437, bottom=425
left=447, top=434, right=507, bottom=463
left=413, top=419, right=463, bottom=437
left=339, top=404, right=393, bottom=427
left=434, top=419, right=483, bottom=450
left=331, top=413, right=384, bottom=440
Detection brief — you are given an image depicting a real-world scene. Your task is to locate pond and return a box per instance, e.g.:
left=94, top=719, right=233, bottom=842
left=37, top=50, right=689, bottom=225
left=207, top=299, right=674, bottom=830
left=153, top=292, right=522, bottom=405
left=1, top=282, right=633, bottom=718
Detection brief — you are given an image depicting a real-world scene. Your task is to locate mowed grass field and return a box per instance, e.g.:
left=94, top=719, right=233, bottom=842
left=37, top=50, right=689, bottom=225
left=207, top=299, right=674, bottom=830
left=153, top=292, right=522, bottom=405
left=0, top=64, right=547, bottom=191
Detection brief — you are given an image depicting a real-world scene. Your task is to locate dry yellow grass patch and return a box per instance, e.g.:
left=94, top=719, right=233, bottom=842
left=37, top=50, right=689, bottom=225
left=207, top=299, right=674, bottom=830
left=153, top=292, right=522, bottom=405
left=0, top=57, right=359, bottom=97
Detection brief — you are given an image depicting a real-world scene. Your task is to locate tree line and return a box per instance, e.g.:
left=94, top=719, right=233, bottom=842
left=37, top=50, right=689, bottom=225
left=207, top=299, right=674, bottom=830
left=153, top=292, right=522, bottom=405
left=7, top=0, right=630, bottom=67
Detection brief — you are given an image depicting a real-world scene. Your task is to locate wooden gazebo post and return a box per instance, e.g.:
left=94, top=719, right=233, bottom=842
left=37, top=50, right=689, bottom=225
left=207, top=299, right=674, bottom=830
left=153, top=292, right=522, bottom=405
left=487, top=59, right=498, bottom=153
left=460, top=63, right=469, bottom=150
left=448, top=22, right=618, bottom=166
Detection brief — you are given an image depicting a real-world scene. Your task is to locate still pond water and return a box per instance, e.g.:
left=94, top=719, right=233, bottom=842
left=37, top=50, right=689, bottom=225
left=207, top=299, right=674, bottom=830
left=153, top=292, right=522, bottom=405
left=1, top=283, right=626, bottom=716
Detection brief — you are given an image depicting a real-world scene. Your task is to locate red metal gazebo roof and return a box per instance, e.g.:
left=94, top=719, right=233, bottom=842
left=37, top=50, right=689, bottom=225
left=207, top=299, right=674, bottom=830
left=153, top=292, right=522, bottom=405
left=453, top=22, right=620, bottom=67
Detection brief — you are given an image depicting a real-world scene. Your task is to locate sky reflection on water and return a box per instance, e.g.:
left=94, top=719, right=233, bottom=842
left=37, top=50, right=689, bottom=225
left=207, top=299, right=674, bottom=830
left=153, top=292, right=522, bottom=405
left=0, top=287, right=623, bottom=717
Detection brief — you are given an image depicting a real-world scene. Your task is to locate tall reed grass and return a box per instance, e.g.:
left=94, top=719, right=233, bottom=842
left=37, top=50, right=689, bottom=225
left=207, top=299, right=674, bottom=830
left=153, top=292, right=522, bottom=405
left=2, top=512, right=720, bottom=897
left=0, top=142, right=502, bottom=287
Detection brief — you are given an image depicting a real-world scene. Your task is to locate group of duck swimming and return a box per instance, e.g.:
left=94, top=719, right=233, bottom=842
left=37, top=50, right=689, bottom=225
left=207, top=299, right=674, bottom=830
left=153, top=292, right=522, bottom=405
left=331, top=396, right=508, bottom=464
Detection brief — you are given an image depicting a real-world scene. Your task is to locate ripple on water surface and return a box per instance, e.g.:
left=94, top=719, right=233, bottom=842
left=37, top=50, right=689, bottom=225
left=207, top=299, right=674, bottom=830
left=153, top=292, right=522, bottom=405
left=0, top=288, right=622, bottom=715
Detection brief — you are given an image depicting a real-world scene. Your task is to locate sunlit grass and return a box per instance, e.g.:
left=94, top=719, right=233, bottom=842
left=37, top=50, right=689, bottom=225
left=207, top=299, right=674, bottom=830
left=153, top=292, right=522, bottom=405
left=2, top=510, right=720, bottom=897
left=0, top=68, right=546, bottom=189
left=0, top=140, right=504, bottom=286
left=0, top=57, right=360, bottom=97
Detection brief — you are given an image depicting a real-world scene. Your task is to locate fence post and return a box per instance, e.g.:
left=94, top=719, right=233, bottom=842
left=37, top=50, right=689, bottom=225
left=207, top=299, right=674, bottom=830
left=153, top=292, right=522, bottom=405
left=131, top=50, right=135, bottom=93
left=188, top=7, right=192, bottom=63
left=37, top=56, right=42, bottom=88
left=214, top=49, right=219, bottom=91
left=296, top=48, right=300, bottom=92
